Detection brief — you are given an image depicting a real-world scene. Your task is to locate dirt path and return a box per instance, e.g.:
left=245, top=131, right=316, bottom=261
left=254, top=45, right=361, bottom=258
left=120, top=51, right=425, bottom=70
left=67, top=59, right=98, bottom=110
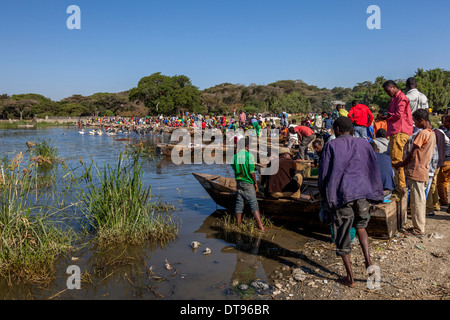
left=267, top=210, right=450, bottom=300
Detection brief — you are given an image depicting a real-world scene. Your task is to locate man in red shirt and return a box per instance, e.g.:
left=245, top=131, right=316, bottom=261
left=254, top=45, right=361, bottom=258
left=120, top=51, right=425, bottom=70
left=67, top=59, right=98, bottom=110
left=383, top=80, right=413, bottom=193
left=289, top=125, right=316, bottom=160
left=348, top=100, right=374, bottom=140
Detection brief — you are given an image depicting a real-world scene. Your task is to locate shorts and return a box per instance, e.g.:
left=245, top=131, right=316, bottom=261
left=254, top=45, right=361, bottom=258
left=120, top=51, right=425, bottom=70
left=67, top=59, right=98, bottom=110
left=332, top=199, right=370, bottom=257
left=235, top=180, right=259, bottom=213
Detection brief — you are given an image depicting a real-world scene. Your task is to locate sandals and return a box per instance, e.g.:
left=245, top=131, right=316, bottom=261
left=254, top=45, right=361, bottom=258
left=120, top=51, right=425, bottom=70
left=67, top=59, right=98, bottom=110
left=404, top=231, right=425, bottom=238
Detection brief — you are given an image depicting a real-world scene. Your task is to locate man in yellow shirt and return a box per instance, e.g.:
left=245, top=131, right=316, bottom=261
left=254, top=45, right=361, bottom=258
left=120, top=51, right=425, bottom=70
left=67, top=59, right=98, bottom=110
left=339, top=105, right=348, bottom=117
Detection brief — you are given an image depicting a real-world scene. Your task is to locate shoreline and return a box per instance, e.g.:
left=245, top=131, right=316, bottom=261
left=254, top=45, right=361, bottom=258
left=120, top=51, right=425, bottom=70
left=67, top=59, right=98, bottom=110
left=264, top=209, right=450, bottom=300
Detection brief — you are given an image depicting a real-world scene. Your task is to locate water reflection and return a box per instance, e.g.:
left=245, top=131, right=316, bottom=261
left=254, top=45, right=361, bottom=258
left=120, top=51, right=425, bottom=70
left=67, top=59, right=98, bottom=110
left=0, top=127, right=329, bottom=300
left=194, top=211, right=340, bottom=293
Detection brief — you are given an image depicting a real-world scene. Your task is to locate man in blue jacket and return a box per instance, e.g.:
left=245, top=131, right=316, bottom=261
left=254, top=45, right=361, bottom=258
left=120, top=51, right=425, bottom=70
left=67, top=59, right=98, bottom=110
left=319, top=116, right=384, bottom=288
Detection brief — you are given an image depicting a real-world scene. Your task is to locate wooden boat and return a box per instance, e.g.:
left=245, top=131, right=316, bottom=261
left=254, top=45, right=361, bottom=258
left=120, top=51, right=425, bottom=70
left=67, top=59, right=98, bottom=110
left=157, top=142, right=278, bottom=164
left=192, top=173, right=408, bottom=239
left=17, top=124, right=35, bottom=129
left=193, top=172, right=322, bottom=226
left=156, top=142, right=211, bottom=157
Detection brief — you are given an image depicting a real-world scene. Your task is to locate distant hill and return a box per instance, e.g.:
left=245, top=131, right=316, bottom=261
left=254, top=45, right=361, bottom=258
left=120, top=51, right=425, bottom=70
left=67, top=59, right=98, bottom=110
left=1, top=68, right=448, bottom=119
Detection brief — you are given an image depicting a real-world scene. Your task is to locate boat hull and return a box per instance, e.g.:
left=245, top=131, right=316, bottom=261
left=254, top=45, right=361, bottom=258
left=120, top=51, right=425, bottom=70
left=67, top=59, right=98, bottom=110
left=192, top=172, right=407, bottom=239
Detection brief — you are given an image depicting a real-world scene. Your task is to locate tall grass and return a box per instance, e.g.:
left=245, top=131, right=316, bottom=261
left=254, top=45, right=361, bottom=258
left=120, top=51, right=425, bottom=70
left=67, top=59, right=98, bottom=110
left=0, top=142, right=58, bottom=191
left=0, top=121, right=74, bottom=129
left=31, top=139, right=60, bottom=169
left=78, top=152, right=178, bottom=246
left=0, top=152, right=72, bottom=283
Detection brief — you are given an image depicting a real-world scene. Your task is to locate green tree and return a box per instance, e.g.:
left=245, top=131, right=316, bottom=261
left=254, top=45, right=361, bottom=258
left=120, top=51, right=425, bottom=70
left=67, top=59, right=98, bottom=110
left=89, top=92, right=129, bottom=116
left=349, top=76, right=392, bottom=111
left=270, top=92, right=311, bottom=114
left=8, top=94, right=55, bottom=119
left=3, top=97, right=39, bottom=120
left=56, top=103, right=90, bottom=117
left=129, top=72, right=201, bottom=115
left=415, top=68, right=450, bottom=111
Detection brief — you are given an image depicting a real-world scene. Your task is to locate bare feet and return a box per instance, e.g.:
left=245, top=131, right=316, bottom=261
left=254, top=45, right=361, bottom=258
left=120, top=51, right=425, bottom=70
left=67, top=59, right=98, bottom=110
left=337, top=277, right=355, bottom=288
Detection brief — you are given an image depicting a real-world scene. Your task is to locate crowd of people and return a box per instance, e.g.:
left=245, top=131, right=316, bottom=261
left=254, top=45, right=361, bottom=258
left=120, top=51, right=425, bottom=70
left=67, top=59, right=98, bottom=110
left=229, top=76, right=449, bottom=288
left=75, top=76, right=446, bottom=289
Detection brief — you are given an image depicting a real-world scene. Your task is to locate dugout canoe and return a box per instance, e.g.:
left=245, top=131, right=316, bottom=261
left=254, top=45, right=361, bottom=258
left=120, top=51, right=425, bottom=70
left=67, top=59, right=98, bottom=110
left=192, top=172, right=323, bottom=227
left=156, top=141, right=276, bottom=163
left=156, top=143, right=234, bottom=158
left=192, top=173, right=408, bottom=239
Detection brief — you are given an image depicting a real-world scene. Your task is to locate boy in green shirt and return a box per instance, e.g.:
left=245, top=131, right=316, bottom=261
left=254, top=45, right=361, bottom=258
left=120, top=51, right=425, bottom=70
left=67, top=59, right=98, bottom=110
left=231, top=137, right=265, bottom=231
left=252, top=121, right=261, bottom=137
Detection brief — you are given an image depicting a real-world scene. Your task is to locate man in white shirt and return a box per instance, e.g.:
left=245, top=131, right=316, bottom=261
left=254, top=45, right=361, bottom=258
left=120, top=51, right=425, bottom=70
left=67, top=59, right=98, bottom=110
left=406, top=77, right=429, bottom=114
left=406, top=77, right=429, bottom=134
left=287, top=119, right=298, bottom=148
left=314, top=113, right=323, bottom=133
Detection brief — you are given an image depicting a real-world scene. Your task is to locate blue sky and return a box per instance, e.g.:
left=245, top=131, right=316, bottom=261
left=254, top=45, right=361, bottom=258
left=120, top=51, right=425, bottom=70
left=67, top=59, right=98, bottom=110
left=0, top=0, right=449, bottom=101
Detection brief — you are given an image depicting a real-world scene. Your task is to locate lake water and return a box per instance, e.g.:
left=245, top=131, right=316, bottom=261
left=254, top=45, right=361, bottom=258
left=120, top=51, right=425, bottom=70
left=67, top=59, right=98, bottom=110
left=0, top=126, right=317, bottom=300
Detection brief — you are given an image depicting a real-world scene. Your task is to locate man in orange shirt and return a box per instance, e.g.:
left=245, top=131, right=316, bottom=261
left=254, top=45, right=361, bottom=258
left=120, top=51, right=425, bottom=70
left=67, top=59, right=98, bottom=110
left=373, top=113, right=388, bottom=137
left=394, top=109, right=436, bottom=236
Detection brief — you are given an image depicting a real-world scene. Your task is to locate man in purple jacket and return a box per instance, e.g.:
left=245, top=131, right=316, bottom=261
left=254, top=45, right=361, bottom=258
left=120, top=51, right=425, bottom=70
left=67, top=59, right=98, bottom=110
left=319, top=116, right=384, bottom=288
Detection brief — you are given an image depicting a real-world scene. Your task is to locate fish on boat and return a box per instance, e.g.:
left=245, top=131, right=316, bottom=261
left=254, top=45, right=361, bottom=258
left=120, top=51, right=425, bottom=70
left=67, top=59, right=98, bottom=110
left=192, top=172, right=408, bottom=239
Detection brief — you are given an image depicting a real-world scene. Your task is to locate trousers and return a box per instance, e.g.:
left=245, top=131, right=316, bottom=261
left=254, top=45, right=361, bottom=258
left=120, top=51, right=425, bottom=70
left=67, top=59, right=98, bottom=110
left=437, top=161, right=450, bottom=205
left=389, top=132, right=410, bottom=190
left=408, top=179, right=427, bottom=235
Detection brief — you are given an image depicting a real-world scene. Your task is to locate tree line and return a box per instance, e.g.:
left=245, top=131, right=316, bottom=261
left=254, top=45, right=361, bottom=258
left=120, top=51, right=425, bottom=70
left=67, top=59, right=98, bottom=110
left=1, top=68, right=448, bottom=120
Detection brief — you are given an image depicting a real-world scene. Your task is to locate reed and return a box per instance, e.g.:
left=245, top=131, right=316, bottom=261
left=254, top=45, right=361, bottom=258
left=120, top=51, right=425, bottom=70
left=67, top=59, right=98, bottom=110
left=0, top=152, right=72, bottom=283
left=124, top=140, right=157, bottom=158
left=31, top=139, right=59, bottom=169
left=78, top=152, right=178, bottom=246
left=0, top=149, right=57, bottom=192
left=217, top=213, right=273, bottom=237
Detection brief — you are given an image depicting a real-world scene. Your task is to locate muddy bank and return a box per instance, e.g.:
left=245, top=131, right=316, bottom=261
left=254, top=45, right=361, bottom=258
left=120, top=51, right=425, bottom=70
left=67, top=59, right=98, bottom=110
left=258, top=211, right=450, bottom=300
